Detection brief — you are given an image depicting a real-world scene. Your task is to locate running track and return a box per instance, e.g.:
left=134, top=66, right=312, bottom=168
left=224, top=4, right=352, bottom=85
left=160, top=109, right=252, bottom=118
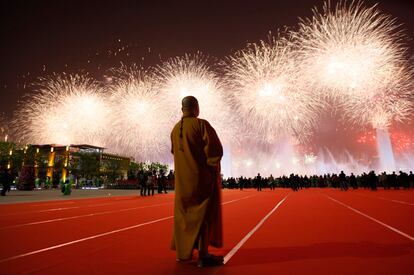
left=1, top=189, right=413, bottom=274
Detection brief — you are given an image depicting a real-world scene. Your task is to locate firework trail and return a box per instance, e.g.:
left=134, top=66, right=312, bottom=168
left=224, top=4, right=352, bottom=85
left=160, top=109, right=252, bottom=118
left=108, top=65, right=171, bottom=161
left=224, top=38, right=320, bottom=144
left=12, top=73, right=110, bottom=146
left=154, top=54, right=236, bottom=144
left=0, top=114, right=10, bottom=142
left=292, top=1, right=413, bottom=129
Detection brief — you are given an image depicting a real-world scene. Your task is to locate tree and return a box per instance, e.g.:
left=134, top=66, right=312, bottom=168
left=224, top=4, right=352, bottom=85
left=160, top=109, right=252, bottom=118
left=128, top=162, right=139, bottom=180
left=0, top=142, right=31, bottom=175
left=18, top=165, right=35, bottom=190
left=71, top=152, right=100, bottom=179
left=132, top=162, right=169, bottom=175
left=102, top=158, right=122, bottom=182
left=0, top=141, right=14, bottom=169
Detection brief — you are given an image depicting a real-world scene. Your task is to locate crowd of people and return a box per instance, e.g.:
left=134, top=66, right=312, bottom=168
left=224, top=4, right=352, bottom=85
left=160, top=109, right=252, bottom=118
left=3, top=168, right=413, bottom=196
left=136, top=169, right=175, bottom=196
left=223, top=170, right=414, bottom=191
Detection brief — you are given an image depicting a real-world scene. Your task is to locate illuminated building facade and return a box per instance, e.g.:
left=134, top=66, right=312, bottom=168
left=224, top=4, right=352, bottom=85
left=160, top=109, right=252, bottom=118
left=31, top=144, right=130, bottom=183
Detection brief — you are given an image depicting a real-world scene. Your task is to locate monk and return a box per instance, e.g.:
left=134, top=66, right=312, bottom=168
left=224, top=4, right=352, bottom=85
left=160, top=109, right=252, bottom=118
left=170, top=96, right=224, bottom=267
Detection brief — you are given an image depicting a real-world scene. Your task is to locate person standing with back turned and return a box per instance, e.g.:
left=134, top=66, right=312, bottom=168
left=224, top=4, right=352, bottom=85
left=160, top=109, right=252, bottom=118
left=170, top=96, right=224, bottom=267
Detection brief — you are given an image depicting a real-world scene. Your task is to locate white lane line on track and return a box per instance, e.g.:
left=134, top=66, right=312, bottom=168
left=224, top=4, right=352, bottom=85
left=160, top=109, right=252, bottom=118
left=0, top=216, right=174, bottom=264
left=37, top=207, right=80, bottom=212
left=377, top=197, right=414, bottom=206
left=0, top=194, right=255, bottom=263
left=87, top=202, right=122, bottom=207
left=354, top=193, right=414, bottom=207
left=1, top=195, right=256, bottom=230
left=32, top=201, right=76, bottom=207
left=222, top=195, right=256, bottom=205
left=223, top=194, right=290, bottom=265
left=0, top=198, right=140, bottom=217
left=325, top=195, right=414, bottom=242
left=1, top=206, right=81, bottom=217
left=0, top=202, right=173, bottom=230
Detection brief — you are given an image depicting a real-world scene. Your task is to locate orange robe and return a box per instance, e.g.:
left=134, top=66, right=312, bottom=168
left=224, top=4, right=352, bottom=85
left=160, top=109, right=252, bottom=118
left=170, top=114, right=223, bottom=259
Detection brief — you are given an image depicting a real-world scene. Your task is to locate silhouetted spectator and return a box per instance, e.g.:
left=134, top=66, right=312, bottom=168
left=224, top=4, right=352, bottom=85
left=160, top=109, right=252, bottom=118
left=158, top=170, right=168, bottom=194
left=138, top=170, right=147, bottom=196
left=409, top=171, right=414, bottom=188
left=339, top=171, right=348, bottom=191
left=255, top=173, right=262, bottom=191
left=0, top=169, right=13, bottom=196
left=398, top=171, right=409, bottom=189
left=389, top=172, right=397, bottom=189
left=147, top=170, right=156, bottom=196
left=368, top=171, right=377, bottom=191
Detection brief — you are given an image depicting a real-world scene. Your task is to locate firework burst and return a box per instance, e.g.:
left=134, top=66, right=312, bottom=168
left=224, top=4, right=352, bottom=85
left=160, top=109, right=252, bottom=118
left=108, top=66, right=171, bottom=161
left=155, top=54, right=236, bottom=143
left=292, top=1, right=413, bottom=129
left=224, top=38, right=319, bottom=143
left=13, top=73, right=110, bottom=146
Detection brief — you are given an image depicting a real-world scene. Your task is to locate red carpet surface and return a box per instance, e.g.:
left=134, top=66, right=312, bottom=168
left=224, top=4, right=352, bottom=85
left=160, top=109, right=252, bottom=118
left=0, top=188, right=413, bottom=274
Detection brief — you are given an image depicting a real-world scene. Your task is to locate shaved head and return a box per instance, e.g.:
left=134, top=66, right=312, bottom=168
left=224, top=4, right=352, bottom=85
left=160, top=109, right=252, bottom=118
left=181, top=96, right=200, bottom=117
left=181, top=96, right=198, bottom=109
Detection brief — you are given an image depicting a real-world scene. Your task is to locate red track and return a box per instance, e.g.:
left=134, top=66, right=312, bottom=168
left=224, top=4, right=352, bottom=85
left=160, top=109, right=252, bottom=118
left=1, top=189, right=413, bottom=274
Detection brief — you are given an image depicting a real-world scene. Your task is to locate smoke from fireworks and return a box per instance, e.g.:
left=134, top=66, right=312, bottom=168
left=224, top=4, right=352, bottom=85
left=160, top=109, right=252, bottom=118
left=13, top=74, right=110, bottom=146
left=225, top=38, right=320, bottom=143
left=292, top=1, right=413, bottom=129
left=108, top=66, right=170, bottom=161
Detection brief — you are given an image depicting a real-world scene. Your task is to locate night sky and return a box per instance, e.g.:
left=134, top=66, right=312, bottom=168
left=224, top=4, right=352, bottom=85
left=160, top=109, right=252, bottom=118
left=1, top=0, right=413, bottom=154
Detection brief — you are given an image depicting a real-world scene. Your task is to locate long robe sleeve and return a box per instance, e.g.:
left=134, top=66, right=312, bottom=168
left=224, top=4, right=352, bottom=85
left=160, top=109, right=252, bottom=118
left=201, top=120, right=223, bottom=168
